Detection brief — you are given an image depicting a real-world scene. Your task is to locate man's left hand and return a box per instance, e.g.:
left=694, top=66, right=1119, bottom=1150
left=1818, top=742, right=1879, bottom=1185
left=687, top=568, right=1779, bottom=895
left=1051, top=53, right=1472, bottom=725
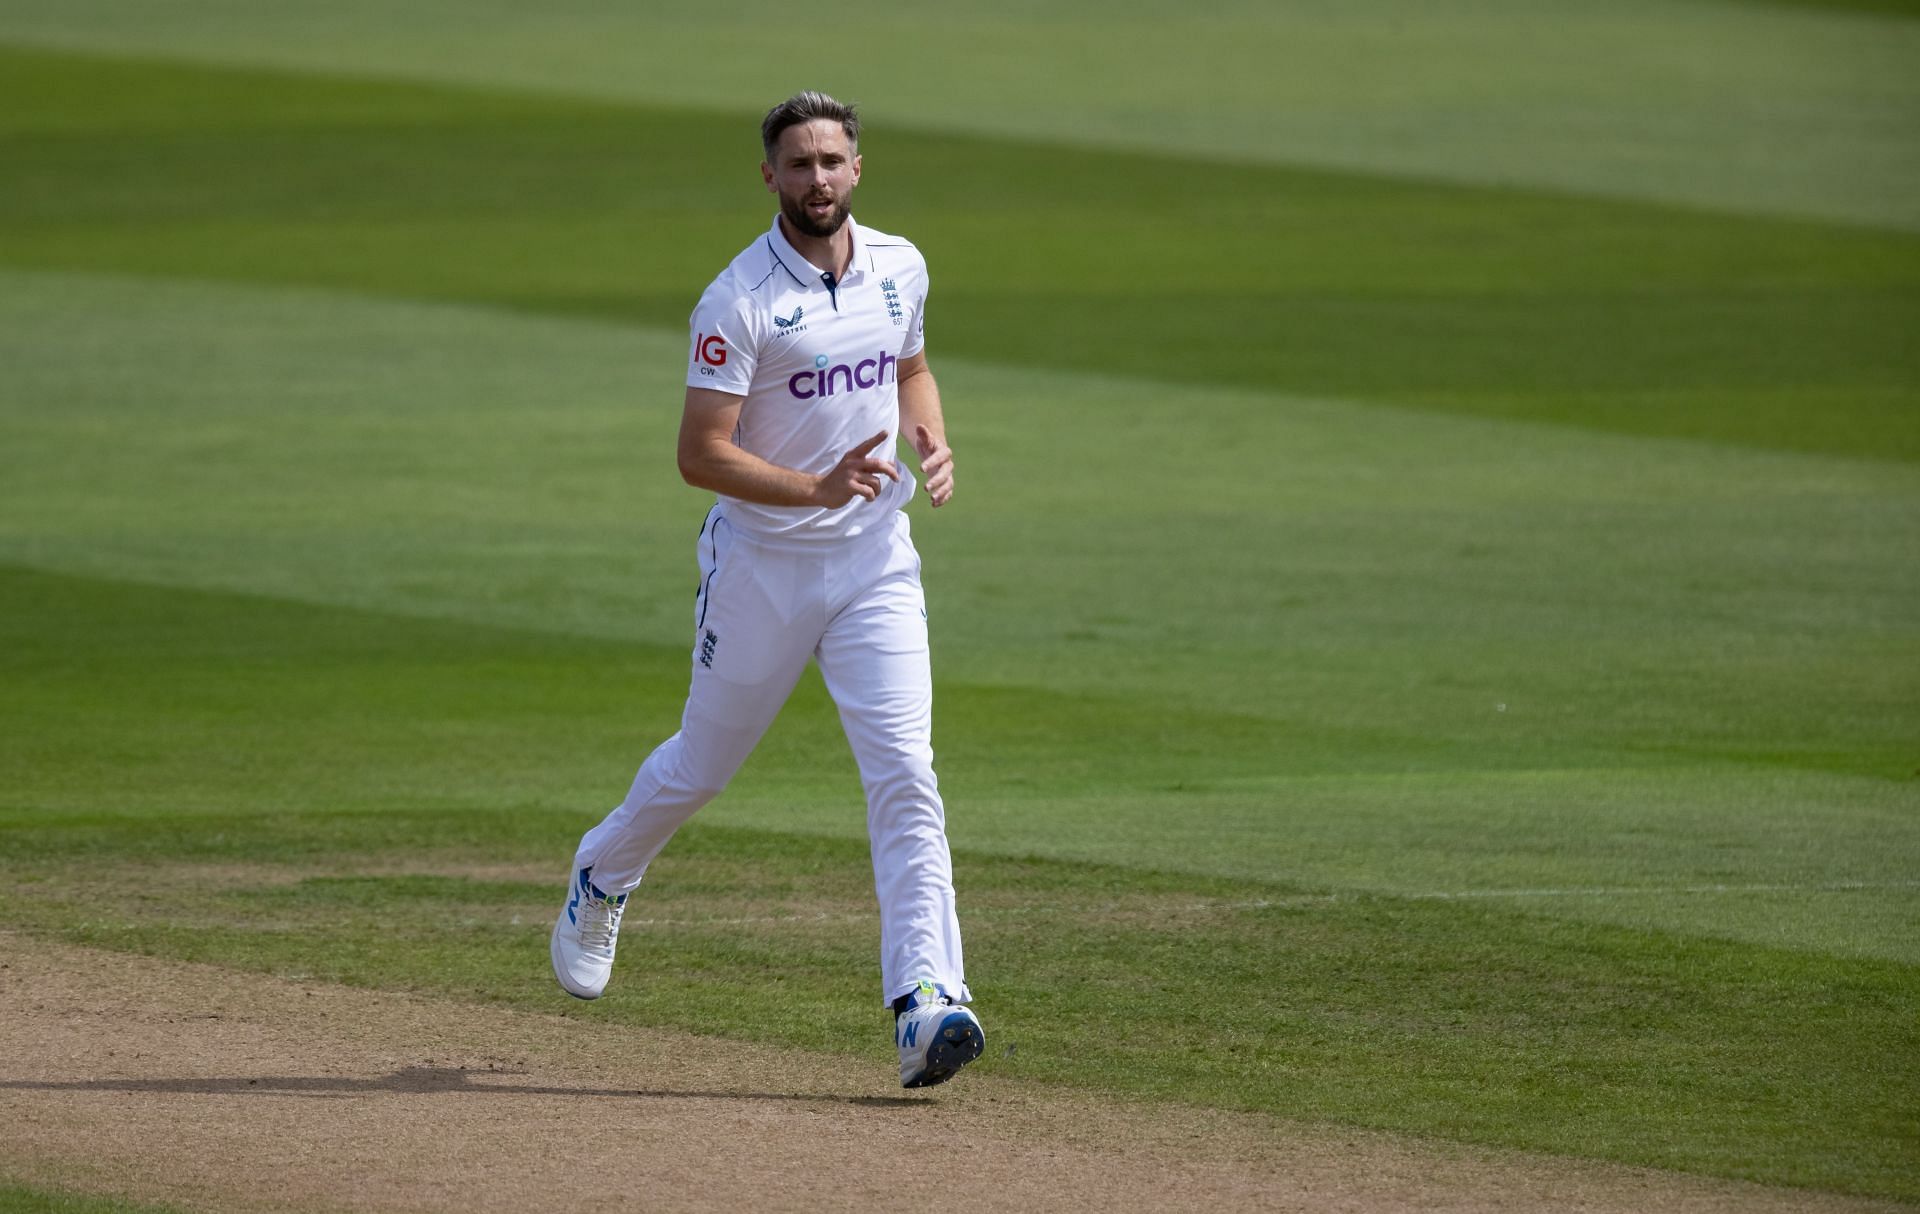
left=913, top=424, right=955, bottom=508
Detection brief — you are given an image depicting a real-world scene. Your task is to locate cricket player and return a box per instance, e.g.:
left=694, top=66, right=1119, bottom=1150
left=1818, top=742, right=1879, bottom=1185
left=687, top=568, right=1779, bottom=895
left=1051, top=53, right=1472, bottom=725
left=551, top=91, right=984, bottom=1089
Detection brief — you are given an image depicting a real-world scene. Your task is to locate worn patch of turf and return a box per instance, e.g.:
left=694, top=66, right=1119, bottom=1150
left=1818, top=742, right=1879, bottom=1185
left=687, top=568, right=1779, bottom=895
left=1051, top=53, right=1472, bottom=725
left=2, top=566, right=1917, bottom=1199
left=5, top=840, right=1917, bottom=1199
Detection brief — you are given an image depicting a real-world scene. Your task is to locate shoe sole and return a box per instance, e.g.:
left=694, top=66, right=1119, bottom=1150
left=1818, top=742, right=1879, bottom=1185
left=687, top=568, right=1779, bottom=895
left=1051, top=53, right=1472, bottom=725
left=903, top=1011, right=985, bottom=1088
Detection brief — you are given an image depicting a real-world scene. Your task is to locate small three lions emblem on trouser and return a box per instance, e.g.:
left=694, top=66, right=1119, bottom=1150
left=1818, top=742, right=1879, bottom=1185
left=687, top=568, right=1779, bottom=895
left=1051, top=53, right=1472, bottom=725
left=699, top=629, right=719, bottom=668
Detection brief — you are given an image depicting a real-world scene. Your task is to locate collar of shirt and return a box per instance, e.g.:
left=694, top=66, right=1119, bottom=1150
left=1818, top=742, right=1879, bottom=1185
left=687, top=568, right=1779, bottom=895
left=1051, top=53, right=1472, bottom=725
left=766, top=214, right=871, bottom=289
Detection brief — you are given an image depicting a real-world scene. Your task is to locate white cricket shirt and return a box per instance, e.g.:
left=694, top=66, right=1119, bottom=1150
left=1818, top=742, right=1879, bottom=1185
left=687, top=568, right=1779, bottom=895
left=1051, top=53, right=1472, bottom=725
left=686, top=214, right=929, bottom=545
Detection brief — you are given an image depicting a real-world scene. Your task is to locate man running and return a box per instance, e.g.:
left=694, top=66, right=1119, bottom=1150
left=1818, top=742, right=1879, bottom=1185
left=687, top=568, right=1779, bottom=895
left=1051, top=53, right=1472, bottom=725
left=550, top=91, right=983, bottom=1089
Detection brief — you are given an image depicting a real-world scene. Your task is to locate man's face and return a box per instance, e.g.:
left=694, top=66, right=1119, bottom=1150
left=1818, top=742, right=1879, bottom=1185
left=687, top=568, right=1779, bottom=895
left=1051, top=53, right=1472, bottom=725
left=763, top=118, right=861, bottom=239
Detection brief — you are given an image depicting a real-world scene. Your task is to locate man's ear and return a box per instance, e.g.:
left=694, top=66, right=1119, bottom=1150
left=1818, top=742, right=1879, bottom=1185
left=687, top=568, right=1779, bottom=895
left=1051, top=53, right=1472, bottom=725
left=761, top=161, right=776, bottom=192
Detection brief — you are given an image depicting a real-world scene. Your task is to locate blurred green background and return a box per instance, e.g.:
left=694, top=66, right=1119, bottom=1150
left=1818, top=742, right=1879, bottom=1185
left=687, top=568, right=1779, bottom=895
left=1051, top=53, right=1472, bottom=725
left=1, top=1, right=1917, bottom=1204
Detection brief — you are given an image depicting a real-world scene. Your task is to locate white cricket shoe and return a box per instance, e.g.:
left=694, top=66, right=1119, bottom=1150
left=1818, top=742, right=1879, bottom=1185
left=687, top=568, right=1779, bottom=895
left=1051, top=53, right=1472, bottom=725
left=896, top=981, right=985, bottom=1088
left=551, top=866, right=627, bottom=1000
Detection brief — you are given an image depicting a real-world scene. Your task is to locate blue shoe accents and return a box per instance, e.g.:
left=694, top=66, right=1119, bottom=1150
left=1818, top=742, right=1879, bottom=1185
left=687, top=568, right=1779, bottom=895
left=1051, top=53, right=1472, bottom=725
left=902, top=1008, right=985, bottom=1089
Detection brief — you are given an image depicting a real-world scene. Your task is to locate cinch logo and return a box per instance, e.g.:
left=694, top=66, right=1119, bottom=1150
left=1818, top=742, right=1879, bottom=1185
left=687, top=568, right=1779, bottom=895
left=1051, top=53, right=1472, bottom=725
left=694, top=333, right=728, bottom=367
left=789, top=350, right=897, bottom=400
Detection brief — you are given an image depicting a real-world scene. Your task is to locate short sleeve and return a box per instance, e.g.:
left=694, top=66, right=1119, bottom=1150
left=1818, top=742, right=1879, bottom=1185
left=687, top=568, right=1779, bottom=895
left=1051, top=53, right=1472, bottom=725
left=687, top=284, right=757, bottom=395
left=899, top=252, right=928, bottom=359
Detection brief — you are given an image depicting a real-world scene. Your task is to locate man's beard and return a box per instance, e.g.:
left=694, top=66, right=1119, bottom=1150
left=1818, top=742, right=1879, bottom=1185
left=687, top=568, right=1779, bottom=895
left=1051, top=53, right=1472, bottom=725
left=780, top=189, right=852, bottom=239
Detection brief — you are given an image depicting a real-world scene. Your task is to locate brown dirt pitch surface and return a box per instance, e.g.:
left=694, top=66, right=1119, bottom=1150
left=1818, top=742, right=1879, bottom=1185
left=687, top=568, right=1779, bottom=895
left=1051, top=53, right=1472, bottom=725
left=0, top=933, right=1904, bottom=1213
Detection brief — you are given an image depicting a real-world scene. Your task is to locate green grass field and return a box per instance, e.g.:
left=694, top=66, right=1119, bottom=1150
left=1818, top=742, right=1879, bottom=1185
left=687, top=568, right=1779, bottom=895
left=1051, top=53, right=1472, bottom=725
left=0, top=1185, right=184, bottom=1214
left=2, top=1, right=1917, bottom=1205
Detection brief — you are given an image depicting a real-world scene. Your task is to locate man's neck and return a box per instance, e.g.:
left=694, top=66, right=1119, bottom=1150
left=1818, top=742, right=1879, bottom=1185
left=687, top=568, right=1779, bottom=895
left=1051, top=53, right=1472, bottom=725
left=779, top=215, right=854, bottom=278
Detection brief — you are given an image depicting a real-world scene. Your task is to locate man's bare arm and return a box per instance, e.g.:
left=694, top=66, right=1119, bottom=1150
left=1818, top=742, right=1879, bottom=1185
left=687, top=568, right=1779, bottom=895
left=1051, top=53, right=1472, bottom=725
left=677, top=386, right=899, bottom=508
left=896, top=352, right=955, bottom=508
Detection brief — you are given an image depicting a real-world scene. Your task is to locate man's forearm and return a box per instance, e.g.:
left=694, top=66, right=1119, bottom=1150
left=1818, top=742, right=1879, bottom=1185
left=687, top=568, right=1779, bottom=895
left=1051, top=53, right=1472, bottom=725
left=679, top=438, right=824, bottom=507
left=679, top=428, right=900, bottom=510
left=898, top=362, right=946, bottom=447
left=897, top=358, right=956, bottom=508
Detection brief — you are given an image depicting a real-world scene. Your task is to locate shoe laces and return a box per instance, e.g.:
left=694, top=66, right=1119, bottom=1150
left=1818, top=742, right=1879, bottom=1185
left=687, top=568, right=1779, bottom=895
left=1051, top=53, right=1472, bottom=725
left=576, top=888, right=626, bottom=958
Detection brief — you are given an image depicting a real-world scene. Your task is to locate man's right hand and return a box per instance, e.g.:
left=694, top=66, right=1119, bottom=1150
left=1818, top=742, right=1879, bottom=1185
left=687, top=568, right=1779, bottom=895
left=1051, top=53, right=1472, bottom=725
left=813, top=431, right=900, bottom=507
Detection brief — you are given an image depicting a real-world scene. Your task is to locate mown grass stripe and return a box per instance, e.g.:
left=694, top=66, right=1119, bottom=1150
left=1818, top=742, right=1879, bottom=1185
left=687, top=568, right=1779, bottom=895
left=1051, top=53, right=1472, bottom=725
left=626, top=879, right=1920, bottom=923
left=1, top=47, right=1915, bottom=460
left=1, top=0, right=1915, bottom=228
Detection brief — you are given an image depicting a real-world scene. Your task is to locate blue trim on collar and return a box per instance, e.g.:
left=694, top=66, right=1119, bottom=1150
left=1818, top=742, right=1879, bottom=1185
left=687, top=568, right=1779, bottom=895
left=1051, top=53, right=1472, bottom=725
left=766, top=215, right=867, bottom=288
left=765, top=236, right=809, bottom=288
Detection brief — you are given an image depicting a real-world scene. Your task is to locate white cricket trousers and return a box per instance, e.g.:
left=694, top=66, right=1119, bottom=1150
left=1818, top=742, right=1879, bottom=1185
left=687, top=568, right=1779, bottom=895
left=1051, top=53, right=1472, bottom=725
left=573, top=505, right=970, bottom=1007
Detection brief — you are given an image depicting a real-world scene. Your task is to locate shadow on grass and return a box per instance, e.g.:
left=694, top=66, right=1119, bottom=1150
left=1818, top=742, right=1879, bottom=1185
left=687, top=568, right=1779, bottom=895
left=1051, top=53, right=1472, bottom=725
left=0, top=1064, right=928, bottom=1108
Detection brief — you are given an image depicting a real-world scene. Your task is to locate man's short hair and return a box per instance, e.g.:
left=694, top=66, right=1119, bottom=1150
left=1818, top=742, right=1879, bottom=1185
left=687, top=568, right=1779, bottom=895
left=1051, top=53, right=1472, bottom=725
left=762, top=91, right=860, bottom=162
